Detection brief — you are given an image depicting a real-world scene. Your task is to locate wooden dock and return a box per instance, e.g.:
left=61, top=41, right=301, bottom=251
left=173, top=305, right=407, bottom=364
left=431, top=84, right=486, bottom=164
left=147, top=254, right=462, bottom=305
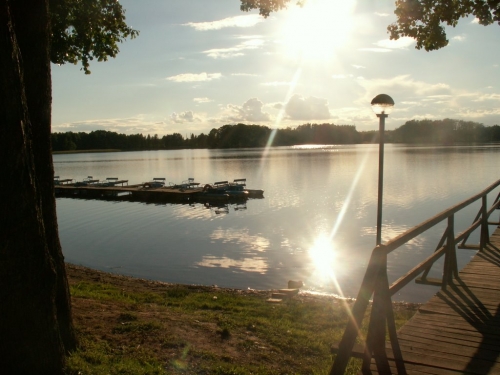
left=55, top=184, right=202, bottom=202
left=54, top=183, right=264, bottom=203
left=330, top=180, right=500, bottom=374
left=371, top=228, right=500, bottom=374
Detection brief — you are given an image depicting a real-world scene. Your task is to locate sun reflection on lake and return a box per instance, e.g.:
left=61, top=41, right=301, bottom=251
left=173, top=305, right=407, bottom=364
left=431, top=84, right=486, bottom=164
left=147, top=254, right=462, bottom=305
left=308, top=235, right=337, bottom=281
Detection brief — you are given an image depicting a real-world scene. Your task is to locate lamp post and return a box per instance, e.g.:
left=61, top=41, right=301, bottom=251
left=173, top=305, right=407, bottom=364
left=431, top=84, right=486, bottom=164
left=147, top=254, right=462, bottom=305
left=371, top=94, right=395, bottom=246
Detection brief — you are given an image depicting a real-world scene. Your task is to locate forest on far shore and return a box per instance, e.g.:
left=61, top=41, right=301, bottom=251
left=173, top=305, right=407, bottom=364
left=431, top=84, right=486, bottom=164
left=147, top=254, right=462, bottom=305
left=51, top=119, right=500, bottom=152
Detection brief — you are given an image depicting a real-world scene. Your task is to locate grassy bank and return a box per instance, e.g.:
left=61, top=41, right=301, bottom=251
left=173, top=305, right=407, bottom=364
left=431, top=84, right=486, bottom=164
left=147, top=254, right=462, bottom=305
left=65, top=264, right=418, bottom=375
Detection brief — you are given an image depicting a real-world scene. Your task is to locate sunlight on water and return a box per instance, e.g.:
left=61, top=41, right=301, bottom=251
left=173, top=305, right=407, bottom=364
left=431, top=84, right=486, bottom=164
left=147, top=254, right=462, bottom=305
left=55, top=145, right=500, bottom=302
left=308, top=235, right=337, bottom=281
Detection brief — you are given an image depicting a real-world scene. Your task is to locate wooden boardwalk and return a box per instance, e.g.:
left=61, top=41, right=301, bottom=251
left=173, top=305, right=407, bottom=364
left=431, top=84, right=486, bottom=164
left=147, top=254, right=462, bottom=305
left=372, top=226, right=500, bottom=374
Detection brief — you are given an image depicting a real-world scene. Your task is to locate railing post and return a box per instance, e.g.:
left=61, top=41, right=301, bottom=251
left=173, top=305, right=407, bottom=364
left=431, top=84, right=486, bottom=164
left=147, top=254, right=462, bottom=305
left=480, top=195, right=489, bottom=251
left=443, top=215, right=458, bottom=288
left=330, top=248, right=381, bottom=375
left=362, top=249, right=406, bottom=375
left=362, top=252, right=390, bottom=374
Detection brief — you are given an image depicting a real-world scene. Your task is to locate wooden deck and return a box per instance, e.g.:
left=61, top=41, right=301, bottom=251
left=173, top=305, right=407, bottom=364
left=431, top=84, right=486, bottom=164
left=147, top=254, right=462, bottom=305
left=371, top=226, right=500, bottom=374
left=330, top=180, right=500, bottom=375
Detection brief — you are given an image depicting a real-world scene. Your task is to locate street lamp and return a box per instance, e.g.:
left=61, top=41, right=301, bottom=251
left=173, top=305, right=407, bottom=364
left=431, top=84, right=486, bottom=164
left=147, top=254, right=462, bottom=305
left=371, top=94, right=394, bottom=246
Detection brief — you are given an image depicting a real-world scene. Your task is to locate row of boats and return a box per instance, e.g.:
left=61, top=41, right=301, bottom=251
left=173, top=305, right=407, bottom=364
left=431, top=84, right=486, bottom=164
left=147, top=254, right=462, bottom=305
left=54, top=176, right=264, bottom=200
left=152, top=177, right=264, bottom=199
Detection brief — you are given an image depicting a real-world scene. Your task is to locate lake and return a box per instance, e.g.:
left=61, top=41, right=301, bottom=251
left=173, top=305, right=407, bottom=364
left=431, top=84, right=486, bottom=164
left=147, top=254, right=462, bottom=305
left=54, top=144, right=500, bottom=303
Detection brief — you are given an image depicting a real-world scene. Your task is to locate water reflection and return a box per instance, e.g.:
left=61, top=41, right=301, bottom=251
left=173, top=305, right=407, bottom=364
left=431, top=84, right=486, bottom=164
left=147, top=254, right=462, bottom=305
left=209, top=228, right=270, bottom=253
left=308, top=235, right=337, bottom=281
left=196, top=256, right=268, bottom=274
left=54, top=145, right=500, bottom=302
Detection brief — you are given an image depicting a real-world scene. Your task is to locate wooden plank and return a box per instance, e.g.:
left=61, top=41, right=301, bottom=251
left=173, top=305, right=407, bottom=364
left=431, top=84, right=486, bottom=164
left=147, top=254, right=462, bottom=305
left=397, top=334, right=500, bottom=362
left=403, top=315, right=495, bottom=337
left=400, top=324, right=500, bottom=346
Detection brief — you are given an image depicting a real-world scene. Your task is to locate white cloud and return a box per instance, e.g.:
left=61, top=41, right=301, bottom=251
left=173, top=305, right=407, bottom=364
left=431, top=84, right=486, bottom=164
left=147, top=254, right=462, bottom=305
left=183, top=14, right=263, bottom=31
left=452, top=35, right=466, bottom=42
left=359, top=47, right=391, bottom=53
left=170, top=111, right=199, bottom=123
left=375, top=37, right=415, bottom=49
left=204, top=39, right=264, bottom=58
left=193, top=97, right=212, bottom=103
left=375, top=12, right=389, bottom=17
left=223, top=98, right=271, bottom=122
left=51, top=115, right=168, bottom=135
left=166, top=72, right=222, bottom=82
left=356, top=75, right=452, bottom=103
left=352, top=65, right=366, bottom=69
left=285, top=94, right=331, bottom=121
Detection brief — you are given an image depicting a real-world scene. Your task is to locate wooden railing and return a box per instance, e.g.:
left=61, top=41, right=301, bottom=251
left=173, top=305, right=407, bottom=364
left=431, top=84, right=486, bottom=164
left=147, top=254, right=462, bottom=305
left=330, top=179, right=500, bottom=375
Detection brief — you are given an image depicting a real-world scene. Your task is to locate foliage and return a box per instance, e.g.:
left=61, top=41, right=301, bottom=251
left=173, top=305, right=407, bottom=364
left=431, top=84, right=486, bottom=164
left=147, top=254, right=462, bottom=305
left=240, top=0, right=304, bottom=17
left=51, top=123, right=362, bottom=151
left=392, top=118, right=500, bottom=143
left=50, top=0, right=139, bottom=74
left=52, top=120, right=500, bottom=152
left=388, top=0, right=500, bottom=51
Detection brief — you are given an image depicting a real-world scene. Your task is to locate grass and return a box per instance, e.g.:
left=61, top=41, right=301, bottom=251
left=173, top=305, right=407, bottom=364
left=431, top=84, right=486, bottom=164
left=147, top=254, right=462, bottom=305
left=64, top=264, right=419, bottom=375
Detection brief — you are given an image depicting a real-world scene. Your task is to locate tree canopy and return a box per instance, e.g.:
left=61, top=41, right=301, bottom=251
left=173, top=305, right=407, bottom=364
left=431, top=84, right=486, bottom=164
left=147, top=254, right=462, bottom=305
left=388, top=0, right=500, bottom=50
left=240, top=0, right=500, bottom=50
left=50, top=0, right=139, bottom=74
left=240, top=0, right=304, bottom=17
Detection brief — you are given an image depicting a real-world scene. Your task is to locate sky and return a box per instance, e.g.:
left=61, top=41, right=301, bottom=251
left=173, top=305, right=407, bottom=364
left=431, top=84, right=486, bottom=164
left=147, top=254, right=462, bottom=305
left=51, top=0, right=500, bottom=136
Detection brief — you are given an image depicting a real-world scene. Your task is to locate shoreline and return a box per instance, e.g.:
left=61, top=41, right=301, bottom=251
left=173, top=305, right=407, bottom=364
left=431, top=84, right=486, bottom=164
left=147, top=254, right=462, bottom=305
left=65, top=263, right=421, bottom=310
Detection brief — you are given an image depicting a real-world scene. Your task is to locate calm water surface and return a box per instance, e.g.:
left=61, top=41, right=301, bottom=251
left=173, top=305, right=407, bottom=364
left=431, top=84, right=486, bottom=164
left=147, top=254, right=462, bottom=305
left=54, top=144, right=500, bottom=303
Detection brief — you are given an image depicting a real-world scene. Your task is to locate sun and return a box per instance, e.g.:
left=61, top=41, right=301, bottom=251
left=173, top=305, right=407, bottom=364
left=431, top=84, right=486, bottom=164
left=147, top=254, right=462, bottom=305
left=279, top=0, right=356, bottom=61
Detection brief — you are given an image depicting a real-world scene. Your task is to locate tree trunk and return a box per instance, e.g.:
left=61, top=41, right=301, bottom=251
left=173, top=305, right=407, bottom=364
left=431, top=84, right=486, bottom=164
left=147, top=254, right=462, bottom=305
left=0, top=0, right=75, bottom=373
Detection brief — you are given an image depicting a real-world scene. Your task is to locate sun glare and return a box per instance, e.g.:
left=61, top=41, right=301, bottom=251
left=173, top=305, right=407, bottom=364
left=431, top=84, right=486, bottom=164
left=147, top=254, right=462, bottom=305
left=309, top=235, right=337, bottom=280
left=279, top=0, right=356, bottom=61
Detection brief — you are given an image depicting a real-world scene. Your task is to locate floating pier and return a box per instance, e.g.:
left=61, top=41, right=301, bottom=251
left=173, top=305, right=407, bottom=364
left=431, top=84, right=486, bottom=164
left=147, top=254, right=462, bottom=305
left=54, top=177, right=264, bottom=203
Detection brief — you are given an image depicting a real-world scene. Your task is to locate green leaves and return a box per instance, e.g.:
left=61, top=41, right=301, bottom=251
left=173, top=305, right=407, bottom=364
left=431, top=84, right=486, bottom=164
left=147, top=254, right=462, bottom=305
left=239, top=0, right=303, bottom=18
left=50, top=0, right=139, bottom=74
left=389, top=0, right=500, bottom=51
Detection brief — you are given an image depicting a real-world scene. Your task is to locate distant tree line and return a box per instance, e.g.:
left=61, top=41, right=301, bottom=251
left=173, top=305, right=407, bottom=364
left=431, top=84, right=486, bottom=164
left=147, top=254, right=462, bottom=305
left=51, top=119, right=500, bottom=152
left=51, top=123, right=361, bottom=151
left=391, top=118, right=500, bottom=144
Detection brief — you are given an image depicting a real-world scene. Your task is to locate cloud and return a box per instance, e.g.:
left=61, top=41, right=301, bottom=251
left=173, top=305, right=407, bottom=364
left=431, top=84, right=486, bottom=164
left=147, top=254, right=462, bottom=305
left=374, top=37, right=415, bottom=49
left=183, top=14, right=263, bottom=30
left=285, top=94, right=331, bottom=121
left=358, top=47, right=391, bottom=53
left=166, top=72, right=222, bottom=82
left=204, top=39, right=264, bottom=58
left=375, top=12, right=389, bottom=17
left=51, top=115, right=168, bottom=135
left=352, top=65, right=366, bottom=69
left=223, top=98, right=271, bottom=122
left=193, top=97, right=212, bottom=103
left=452, top=35, right=466, bottom=42
left=170, top=111, right=199, bottom=123
left=356, top=75, right=452, bottom=103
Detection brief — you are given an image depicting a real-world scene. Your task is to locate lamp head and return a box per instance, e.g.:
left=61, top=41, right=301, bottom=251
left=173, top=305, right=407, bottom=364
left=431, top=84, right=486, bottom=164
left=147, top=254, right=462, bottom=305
left=371, top=94, right=394, bottom=116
